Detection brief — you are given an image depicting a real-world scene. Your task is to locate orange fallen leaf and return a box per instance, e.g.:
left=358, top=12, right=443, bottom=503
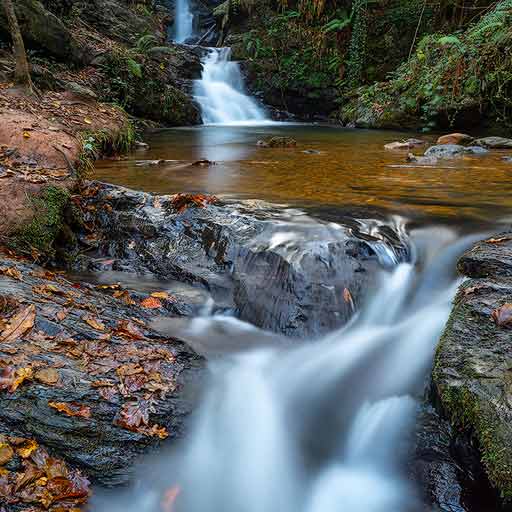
left=16, top=439, right=38, bottom=458
left=114, top=320, right=144, bottom=340
left=56, top=310, right=68, bottom=321
left=0, top=443, right=14, bottom=465
left=10, top=367, right=34, bottom=392
left=34, top=368, right=60, bottom=386
left=486, top=236, right=512, bottom=244
left=113, top=290, right=136, bottom=306
left=48, top=402, right=91, bottom=419
left=0, top=304, right=36, bottom=342
left=151, top=291, right=169, bottom=300
left=141, top=297, right=162, bottom=309
left=82, top=314, right=105, bottom=331
left=343, top=288, right=355, bottom=312
left=0, top=267, right=22, bottom=281
left=492, top=303, right=512, bottom=328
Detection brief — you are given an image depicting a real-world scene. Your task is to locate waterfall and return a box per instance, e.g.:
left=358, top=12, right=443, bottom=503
left=194, top=48, right=268, bottom=125
left=174, top=0, right=194, bottom=43
left=94, top=226, right=484, bottom=512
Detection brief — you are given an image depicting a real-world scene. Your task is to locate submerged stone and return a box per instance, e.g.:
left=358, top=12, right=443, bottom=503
left=473, top=136, right=512, bottom=149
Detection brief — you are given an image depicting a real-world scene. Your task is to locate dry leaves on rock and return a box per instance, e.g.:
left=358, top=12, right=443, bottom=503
left=114, top=319, right=145, bottom=340
left=0, top=366, right=33, bottom=392
left=492, top=303, right=512, bottom=328
left=170, top=193, right=218, bottom=213
left=113, top=289, right=136, bottom=305
left=0, top=267, right=22, bottom=281
left=82, top=314, right=105, bottom=331
left=0, top=304, right=36, bottom=342
left=486, top=236, right=512, bottom=244
left=48, top=401, right=91, bottom=419
left=34, top=368, right=60, bottom=386
left=115, top=398, right=168, bottom=439
left=141, top=297, right=162, bottom=309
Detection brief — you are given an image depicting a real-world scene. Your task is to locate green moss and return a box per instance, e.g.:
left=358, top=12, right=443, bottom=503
left=12, top=186, right=70, bottom=258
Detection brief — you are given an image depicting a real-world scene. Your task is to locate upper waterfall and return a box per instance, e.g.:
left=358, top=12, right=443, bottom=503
left=174, top=0, right=194, bottom=43
left=194, top=48, right=268, bottom=125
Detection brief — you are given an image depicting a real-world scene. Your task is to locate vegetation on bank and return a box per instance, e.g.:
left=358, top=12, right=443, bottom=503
left=223, top=0, right=512, bottom=129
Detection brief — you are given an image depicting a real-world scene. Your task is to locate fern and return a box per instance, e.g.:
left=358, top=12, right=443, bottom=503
left=126, top=58, right=143, bottom=79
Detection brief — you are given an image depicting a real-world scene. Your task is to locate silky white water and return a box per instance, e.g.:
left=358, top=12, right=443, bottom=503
left=194, top=48, right=268, bottom=125
left=95, top=225, right=483, bottom=512
left=174, top=0, right=194, bottom=43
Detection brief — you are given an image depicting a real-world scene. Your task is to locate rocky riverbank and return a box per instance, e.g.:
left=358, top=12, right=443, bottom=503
left=434, top=234, right=512, bottom=503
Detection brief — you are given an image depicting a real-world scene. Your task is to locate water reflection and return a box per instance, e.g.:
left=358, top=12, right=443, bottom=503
left=95, top=125, right=512, bottom=221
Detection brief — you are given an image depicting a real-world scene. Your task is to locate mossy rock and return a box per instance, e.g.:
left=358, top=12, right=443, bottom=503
left=433, top=235, right=512, bottom=501
left=12, top=185, right=72, bottom=259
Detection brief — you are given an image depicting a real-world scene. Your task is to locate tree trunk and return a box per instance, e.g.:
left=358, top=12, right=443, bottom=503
left=2, top=0, right=33, bottom=92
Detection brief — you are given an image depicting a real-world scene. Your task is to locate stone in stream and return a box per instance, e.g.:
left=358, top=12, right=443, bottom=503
left=437, top=133, right=474, bottom=145
left=71, top=181, right=409, bottom=338
left=433, top=233, right=512, bottom=502
left=473, top=136, right=512, bottom=149
left=0, top=255, right=202, bottom=486
left=384, top=138, right=425, bottom=150
left=424, top=144, right=488, bottom=159
left=257, top=136, right=297, bottom=148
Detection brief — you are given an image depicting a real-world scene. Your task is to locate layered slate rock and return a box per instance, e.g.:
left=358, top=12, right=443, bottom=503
left=0, top=252, right=202, bottom=486
left=72, top=182, right=408, bottom=338
left=433, top=233, right=512, bottom=500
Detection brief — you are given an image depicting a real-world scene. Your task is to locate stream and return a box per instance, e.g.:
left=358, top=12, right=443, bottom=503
left=90, top=3, right=512, bottom=510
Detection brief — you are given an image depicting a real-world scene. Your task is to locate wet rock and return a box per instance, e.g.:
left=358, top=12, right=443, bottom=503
left=424, top=144, right=488, bottom=159
left=424, top=144, right=467, bottom=158
left=433, top=233, right=512, bottom=501
left=63, top=81, right=98, bottom=101
left=72, top=181, right=408, bottom=338
left=437, top=133, right=474, bottom=145
left=257, top=137, right=297, bottom=148
left=0, top=254, right=202, bottom=486
left=135, top=141, right=150, bottom=150
left=473, top=136, right=512, bottom=149
left=190, top=159, right=217, bottom=167
left=0, top=0, right=84, bottom=63
left=406, top=153, right=437, bottom=165
left=302, top=149, right=322, bottom=155
left=501, top=156, right=512, bottom=163
left=385, top=139, right=425, bottom=151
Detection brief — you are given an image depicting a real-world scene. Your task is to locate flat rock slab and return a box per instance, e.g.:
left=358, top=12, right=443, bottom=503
left=72, top=182, right=409, bottom=338
left=433, top=234, right=512, bottom=500
left=0, top=252, right=202, bottom=487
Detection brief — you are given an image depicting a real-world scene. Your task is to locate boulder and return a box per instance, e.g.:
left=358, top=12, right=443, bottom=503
left=0, top=253, right=202, bottom=486
left=0, top=0, right=84, bottom=63
left=436, top=133, right=474, bottom=145
left=473, top=136, right=512, bottom=149
left=71, top=181, right=411, bottom=338
left=385, top=139, right=425, bottom=151
left=433, top=233, right=512, bottom=501
left=424, top=144, right=488, bottom=159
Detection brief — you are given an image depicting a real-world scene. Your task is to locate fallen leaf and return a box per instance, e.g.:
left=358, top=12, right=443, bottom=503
left=16, top=439, right=38, bottom=458
left=48, top=402, right=91, bottom=419
left=32, top=284, right=66, bottom=296
left=486, top=236, right=512, bottom=244
left=141, top=297, right=162, bottom=309
left=113, top=290, right=136, bottom=306
left=82, top=314, right=105, bottom=331
left=0, top=304, right=36, bottom=342
left=0, top=267, right=22, bottom=281
left=23, top=131, right=31, bottom=139
left=114, top=320, right=144, bottom=340
left=84, top=117, right=92, bottom=125
left=34, top=368, right=60, bottom=386
left=10, top=367, right=34, bottom=392
left=117, top=399, right=154, bottom=429
left=151, top=291, right=169, bottom=300
left=492, top=303, right=512, bottom=328
left=116, top=363, right=144, bottom=377
left=162, top=485, right=181, bottom=512
left=56, top=310, right=68, bottom=322
left=343, top=288, right=355, bottom=312
left=0, top=443, right=14, bottom=465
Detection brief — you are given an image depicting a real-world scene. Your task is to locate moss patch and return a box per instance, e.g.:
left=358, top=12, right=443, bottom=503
left=12, top=186, right=71, bottom=259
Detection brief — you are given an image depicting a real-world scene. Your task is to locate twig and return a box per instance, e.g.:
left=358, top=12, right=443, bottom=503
left=408, top=0, right=427, bottom=61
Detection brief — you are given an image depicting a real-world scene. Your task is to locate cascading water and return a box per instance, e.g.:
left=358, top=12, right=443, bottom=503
left=194, top=48, right=268, bottom=125
left=94, top=225, right=484, bottom=512
left=174, top=0, right=194, bottom=43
